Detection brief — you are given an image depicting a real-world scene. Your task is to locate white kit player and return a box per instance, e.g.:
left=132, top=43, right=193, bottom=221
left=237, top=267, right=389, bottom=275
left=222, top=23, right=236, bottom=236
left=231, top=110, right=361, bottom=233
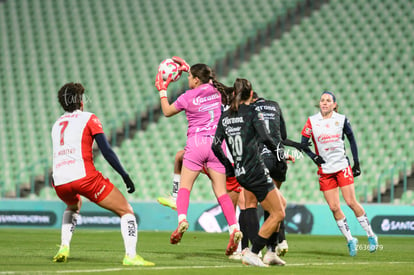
left=301, top=91, right=378, bottom=256
left=51, top=82, right=154, bottom=266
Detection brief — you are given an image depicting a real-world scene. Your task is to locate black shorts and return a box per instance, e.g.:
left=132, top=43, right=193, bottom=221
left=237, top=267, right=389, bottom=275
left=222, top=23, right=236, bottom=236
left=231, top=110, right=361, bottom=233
left=262, top=153, right=287, bottom=183
left=238, top=169, right=276, bottom=202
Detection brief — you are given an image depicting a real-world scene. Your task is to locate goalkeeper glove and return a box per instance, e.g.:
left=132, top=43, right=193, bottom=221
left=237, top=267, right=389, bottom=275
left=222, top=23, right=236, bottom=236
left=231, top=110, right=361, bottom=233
left=352, top=162, right=361, bottom=177
left=122, top=174, right=135, bottom=194
left=312, top=155, right=326, bottom=166
left=155, top=72, right=172, bottom=98
left=172, top=56, right=190, bottom=73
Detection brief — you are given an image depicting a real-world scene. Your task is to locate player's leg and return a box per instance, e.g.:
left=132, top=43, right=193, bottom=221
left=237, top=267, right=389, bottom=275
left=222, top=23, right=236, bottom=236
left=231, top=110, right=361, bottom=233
left=157, top=149, right=185, bottom=210
left=208, top=168, right=242, bottom=255
left=323, top=186, right=357, bottom=256
left=256, top=188, right=285, bottom=266
left=52, top=184, right=82, bottom=263
left=97, top=185, right=154, bottom=266
left=170, top=166, right=199, bottom=244
left=243, top=188, right=284, bottom=267
left=340, top=183, right=378, bottom=252
left=243, top=189, right=259, bottom=250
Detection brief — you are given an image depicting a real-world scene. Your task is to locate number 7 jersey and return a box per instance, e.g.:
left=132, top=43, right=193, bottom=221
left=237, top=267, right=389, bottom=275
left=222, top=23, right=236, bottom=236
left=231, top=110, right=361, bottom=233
left=51, top=110, right=104, bottom=186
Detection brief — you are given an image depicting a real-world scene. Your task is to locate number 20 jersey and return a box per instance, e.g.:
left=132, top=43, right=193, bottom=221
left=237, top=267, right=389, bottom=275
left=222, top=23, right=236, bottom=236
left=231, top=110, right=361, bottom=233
left=51, top=110, right=104, bottom=186
left=215, top=104, right=268, bottom=185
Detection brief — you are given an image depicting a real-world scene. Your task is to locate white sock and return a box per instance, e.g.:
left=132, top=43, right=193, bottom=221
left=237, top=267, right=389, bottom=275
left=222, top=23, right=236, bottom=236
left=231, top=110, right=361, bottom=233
left=61, top=210, right=79, bottom=247
left=178, top=214, right=187, bottom=223
left=357, top=214, right=375, bottom=237
left=228, top=223, right=240, bottom=234
left=172, top=174, right=180, bottom=198
left=336, top=217, right=353, bottom=242
left=121, top=213, right=137, bottom=258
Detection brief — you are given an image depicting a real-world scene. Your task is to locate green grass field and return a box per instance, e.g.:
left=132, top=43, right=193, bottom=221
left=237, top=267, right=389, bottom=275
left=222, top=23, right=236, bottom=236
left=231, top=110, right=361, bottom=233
left=0, top=229, right=413, bottom=274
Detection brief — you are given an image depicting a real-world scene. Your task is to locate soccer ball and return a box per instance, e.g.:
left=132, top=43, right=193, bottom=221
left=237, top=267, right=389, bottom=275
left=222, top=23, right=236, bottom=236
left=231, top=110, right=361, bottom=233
left=158, top=58, right=182, bottom=82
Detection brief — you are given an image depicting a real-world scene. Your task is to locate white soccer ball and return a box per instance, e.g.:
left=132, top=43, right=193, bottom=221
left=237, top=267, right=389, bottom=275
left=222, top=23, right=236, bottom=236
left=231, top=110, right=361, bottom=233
left=158, top=58, right=182, bottom=82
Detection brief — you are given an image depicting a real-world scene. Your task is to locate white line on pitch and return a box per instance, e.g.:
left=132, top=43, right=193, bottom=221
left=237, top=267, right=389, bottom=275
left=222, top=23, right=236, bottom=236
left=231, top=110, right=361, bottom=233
left=0, top=262, right=412, bottom=274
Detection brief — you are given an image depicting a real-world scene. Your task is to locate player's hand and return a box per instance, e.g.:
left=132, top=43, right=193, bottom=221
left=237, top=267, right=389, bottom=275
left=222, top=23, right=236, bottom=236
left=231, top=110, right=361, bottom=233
left=122, top=174, right=135, bottom=193
left=312, top=155, right=325, bottom=166
left=298, top=141, right=312, bottom=151
left=287, top=154, right=295, bottom=164
left=172, top=56, right=190, bottom=73
left=155, top=71, right=172, bottom=92
left=352, top=162, right=361, bottom=177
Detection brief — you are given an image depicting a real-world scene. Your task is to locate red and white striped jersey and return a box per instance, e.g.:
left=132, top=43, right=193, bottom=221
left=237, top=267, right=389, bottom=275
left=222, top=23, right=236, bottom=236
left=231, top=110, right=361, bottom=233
left=51, top=110, right=104, bottom=186
left=301, top=111, right=348, bottom=174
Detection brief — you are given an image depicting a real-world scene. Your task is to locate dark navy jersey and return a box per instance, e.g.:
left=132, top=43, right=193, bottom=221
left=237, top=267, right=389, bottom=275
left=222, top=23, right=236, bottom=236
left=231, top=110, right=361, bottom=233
left=253, top=98, right=286, bottom=156
left=212, top=104, right=279, bottom=186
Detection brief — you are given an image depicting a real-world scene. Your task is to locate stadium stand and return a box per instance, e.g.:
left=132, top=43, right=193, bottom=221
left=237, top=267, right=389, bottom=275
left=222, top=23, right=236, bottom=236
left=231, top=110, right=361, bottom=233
left=1, top=0, right=413, bottom=204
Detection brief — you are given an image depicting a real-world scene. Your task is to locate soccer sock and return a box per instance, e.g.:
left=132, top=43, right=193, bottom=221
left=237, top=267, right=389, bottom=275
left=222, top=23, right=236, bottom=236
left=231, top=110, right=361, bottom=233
left=357, top=213, right=375, bottom=237
left=251, top=235, right=268, bottom=254
left=336, top=217, right=353, bottom=242
left=61, top=210, right=79, bottom=247
left=177, top=188, right=190, bottom=220
left=278, top=220, right=286, bottom=243
left=217, top=194, right=238, bottom=228
left=245, top=208, right=259, bottom=245
left=172, top=174, right=180, bottom=199
left=239, top=210, right=249, bottom=249
left=263, top=210, right=278, bottom=251
left=120, top=213, right=137, bottom=258
left=267, top=232, right=278, bottom=252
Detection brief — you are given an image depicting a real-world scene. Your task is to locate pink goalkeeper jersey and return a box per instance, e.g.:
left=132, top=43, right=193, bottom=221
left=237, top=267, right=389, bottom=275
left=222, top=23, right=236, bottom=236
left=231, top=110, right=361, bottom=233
left=51, top=110, right=104, bottom=186
left=174, top=83, right=222, bottom=137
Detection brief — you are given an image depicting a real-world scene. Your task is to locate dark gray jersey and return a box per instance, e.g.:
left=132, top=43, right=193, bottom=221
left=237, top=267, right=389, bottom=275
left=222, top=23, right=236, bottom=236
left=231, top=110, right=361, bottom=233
left=212, top=104, right=279, bottom=186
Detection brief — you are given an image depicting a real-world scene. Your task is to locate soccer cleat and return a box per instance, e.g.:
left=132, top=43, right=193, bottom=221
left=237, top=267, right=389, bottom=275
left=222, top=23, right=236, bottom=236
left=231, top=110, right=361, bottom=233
left=368, top=236, right=378, bottom=253
left=225, top=229, right=243, bottom=256
left=276, top=240, right=288, bottom=257
left=53, top=245, right=69, bottom=263
left=242, top=248, right=268, bottom=267
left=347, top=238, right=358, bottom=256
left=123, top=254, right=155, bottom=266
left=170, top=219, right=189, bottom=244
left=228, top=251, right=243, bottom=261
left=263, top=251, right=286, bottom=266
left=157, top=195, right=177, bottom=210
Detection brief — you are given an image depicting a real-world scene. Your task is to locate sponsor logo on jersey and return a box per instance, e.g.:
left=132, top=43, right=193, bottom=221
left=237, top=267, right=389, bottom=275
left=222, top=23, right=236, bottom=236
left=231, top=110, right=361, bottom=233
left=222, top=117, right=244, bottom=127
left=304, top=127, right=312, bottom=135
left=192, top=93, right=220, bottom=106
left=95, top=185, right=106, bottom=200
left=317, top=133, right=341, bottom=143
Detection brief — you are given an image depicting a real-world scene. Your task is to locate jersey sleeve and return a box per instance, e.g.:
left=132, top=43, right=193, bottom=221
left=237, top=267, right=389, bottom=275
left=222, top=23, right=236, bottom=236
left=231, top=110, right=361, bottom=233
left=88, top=114, right=104, bottom=136
left=278, top=103, right=287, bottom=140
left=301, top=118, right=312, bottom=138
left=212, top=116, right=234, bottom=177
left=173, top=92, right=188, bottom=111
left=343, top=117, right=359, bottom=162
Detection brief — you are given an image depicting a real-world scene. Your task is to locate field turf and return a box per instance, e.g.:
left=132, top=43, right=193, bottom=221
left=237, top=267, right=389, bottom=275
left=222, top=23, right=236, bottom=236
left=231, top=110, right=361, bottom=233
left=0, top=229, right=413, bottom=274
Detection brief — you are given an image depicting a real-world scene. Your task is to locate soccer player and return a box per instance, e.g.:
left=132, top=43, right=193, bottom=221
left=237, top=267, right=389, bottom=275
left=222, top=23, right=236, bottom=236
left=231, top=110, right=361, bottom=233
left=51, top=83, right=154, bottom=266
left=301, top=91, right=378, bottom=256
left=212, top=78, right=306, bottom=267
left=251, top=93, right=297, bottom=261
left=155, top=57, right=242, bottom=256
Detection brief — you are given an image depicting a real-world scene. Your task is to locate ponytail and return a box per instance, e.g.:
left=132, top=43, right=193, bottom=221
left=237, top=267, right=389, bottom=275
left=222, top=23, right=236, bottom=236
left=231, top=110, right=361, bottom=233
left=229, top=78, right=252, bottom=114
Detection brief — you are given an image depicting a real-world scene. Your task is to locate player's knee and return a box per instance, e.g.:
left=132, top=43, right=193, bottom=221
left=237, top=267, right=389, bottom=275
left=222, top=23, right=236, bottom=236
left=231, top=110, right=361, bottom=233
left=329, top=203, right=341, bottom=214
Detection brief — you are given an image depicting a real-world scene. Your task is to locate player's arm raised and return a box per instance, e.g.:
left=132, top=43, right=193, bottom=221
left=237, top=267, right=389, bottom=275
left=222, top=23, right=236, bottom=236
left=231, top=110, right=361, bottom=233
left=155, top=72, right=180, bottom=117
